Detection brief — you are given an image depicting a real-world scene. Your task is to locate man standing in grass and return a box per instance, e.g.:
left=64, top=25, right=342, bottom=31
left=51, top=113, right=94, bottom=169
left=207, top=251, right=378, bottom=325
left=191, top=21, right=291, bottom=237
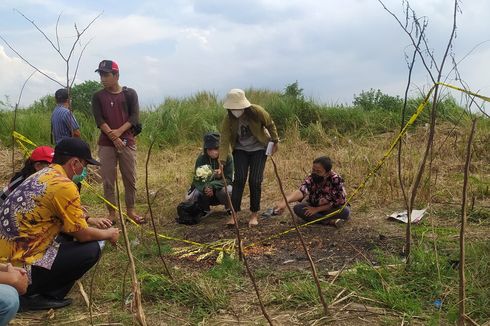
left=51, top=88, right=81, bottom=144
left=92, top=60, right=145, bottom=224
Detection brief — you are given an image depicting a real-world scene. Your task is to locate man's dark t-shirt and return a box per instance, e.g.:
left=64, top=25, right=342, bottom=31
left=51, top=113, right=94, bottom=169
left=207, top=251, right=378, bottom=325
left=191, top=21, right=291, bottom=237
left=92, top=88, right=139, bottom=147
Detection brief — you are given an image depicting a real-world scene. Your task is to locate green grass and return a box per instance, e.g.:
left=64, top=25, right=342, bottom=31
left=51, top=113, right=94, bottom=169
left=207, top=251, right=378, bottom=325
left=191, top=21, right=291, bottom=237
left=335, top=240, right=490, bottom=323
left=0, top=85, right=477, bottom=149
left=138, top=256, right=243, bottom=321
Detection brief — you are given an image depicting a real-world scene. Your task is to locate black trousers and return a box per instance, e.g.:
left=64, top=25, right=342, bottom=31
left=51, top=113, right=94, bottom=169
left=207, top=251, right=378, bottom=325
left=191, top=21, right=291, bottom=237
left=26, top=235, right=101, bottom=299
left=232, top=149, right=267, bottom=213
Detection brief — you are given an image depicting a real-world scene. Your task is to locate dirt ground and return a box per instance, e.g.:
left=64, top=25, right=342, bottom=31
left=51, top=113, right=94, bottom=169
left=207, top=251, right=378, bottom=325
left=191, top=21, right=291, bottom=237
left=173, top=207, right=406, bottom=273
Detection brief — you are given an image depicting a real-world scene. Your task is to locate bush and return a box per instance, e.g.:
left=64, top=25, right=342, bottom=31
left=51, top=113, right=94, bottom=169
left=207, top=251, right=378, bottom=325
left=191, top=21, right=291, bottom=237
left=354, top=88, right=404, bottom=112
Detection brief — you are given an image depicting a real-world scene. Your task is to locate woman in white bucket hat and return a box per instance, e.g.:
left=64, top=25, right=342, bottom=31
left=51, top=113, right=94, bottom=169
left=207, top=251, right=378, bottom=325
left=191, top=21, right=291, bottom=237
left=219, top=89, right=279, bottom=226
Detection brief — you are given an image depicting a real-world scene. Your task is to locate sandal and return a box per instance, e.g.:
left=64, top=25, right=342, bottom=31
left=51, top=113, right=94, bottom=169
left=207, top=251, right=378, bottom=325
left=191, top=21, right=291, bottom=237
left=261, top=208, right=280, bottom=219
left=130, top=215, right=147, bottom=225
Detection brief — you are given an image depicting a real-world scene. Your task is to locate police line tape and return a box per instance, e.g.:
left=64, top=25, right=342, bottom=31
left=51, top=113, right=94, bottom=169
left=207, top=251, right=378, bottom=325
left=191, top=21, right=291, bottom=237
left=11, top=131, right=229, bottom=254
left=245, top=82, right=489, bottom=248
left=12, top=82, right=489, bottom=254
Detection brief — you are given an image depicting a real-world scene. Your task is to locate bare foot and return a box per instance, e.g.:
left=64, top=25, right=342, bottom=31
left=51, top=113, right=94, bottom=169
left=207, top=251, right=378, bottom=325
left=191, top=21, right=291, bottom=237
left=248, top=213, right=259, bottom=227
left=225, top=217, right=236, bottom=226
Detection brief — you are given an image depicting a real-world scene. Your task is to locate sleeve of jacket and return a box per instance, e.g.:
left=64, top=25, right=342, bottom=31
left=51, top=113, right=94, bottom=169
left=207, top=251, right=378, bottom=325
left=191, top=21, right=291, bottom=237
left=91, top=92, right=105, bottom=127
left=192, top=154, right=205, bottom=192
left=219, top=115, right=232, bottom=161
left=127, top=88, right=140, bottom=127
left=223, top=154, right=234, bottom=185
left=257, top=105, right=279, bottom=143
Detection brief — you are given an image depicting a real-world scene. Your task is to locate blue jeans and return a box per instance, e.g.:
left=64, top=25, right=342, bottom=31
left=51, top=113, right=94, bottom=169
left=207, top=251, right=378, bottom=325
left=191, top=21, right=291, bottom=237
left=0, top=284, right=19, bottom=326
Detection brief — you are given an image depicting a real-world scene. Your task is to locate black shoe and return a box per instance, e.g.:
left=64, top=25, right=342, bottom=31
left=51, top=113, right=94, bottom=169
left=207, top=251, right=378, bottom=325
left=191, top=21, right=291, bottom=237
left=19, top=294, right=73, bottom=311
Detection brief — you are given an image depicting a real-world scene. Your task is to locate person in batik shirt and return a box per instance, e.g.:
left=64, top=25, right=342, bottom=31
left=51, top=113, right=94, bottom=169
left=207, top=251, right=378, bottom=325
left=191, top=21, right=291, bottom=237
left=272, top=156, right=350, bottom=226
left=0, top=138, right=120, bottom=311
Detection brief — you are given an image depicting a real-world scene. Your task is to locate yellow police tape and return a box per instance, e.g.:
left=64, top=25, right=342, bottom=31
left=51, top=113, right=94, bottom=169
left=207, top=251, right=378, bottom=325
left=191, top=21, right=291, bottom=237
left=245, top=81, right=489, bottom=248
left=11, top=132, right=228, bottom=253
left=11, top=81, right=490, bottom=254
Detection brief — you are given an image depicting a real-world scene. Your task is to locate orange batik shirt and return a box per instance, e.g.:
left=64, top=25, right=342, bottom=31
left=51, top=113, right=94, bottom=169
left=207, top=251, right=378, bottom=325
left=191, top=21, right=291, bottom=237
left=0, top=164, right=88, bottom=268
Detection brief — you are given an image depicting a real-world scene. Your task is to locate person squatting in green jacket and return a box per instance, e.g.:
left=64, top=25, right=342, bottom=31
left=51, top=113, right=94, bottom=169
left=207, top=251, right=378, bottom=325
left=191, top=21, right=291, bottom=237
left=219, top=89, right=279, bottom=226
left=187, top=132, right=234, bottom=216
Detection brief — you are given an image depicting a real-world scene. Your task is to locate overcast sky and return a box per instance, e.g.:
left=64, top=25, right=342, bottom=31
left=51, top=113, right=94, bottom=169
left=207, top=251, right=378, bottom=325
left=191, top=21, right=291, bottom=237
left=0, top=0, right=489, bottom=108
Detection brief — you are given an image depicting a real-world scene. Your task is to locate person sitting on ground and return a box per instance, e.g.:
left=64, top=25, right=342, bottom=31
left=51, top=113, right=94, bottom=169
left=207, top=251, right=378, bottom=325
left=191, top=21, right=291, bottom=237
left=0, top=147, right=54, bottom=206
left=0, top=263, right=28, bottom=325
left=51, top=88, right=81, bottom=144
left=186, top=132, right=233, bottom=217
left=271, top=156, right=350, bottom=226
left=0, top=137, right=120, bottom=311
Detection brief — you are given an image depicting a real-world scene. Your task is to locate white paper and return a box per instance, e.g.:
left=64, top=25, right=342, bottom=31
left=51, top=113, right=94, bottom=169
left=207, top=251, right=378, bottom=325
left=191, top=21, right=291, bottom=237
left=388, top=208, right=427, bottom=224
left=266, top=141, right=274, bottom=156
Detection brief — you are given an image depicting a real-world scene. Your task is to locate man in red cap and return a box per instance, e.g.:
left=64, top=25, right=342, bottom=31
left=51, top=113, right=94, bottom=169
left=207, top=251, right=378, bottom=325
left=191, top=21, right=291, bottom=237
left=92, top=60, right=144, bottom=224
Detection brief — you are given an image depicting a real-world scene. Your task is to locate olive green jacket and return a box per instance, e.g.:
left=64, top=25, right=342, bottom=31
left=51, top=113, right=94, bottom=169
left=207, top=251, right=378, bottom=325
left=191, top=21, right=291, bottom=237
left=219, top=104, right=279, bottom=160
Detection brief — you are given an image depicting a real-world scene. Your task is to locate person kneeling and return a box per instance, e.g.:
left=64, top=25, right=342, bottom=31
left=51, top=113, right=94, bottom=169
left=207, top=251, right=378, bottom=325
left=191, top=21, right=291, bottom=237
left=273, top=156, right=350, bottom=226
left=0, top=138, right=120, bottom=311
left=178, top=132, right=233, bottom=225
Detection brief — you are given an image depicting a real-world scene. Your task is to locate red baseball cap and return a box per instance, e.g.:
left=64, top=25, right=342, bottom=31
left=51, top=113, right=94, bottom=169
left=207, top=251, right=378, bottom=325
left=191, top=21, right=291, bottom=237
left=30, top=146, right=54, bottom=163
left=95, top=60, right=119, bottom=73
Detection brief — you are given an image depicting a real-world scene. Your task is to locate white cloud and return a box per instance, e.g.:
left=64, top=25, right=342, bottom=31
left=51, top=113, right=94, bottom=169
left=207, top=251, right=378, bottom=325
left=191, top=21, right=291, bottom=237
left=1, top=0, right=490, bottom=108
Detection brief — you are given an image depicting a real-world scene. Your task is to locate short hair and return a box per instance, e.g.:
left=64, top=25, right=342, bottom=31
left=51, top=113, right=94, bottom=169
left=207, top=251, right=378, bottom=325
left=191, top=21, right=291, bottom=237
left=55, top=88, right=69, bottom=104
left=313, top=156, right=332, bottom=172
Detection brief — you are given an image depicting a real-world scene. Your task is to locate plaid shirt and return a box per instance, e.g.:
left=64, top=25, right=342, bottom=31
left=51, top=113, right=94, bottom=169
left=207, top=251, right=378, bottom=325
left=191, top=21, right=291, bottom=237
left=299, top=171, right=347, bottom=207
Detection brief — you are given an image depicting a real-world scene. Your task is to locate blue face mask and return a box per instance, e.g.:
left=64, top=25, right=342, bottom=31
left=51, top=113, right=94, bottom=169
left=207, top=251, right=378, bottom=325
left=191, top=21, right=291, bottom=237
left=72, top=163, right=88, bottom=184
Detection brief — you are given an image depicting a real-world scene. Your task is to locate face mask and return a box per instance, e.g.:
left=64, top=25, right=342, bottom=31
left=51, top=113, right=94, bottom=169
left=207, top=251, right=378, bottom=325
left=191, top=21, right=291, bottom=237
left=72, top=161, right=88, bottom=184
left=72, top=167, right=87, bottom=184
left=207, top=149, right=219, bottom=159
left=231, top=110, right=244, bottom=118
left=311, top=173, right=324, bottom=184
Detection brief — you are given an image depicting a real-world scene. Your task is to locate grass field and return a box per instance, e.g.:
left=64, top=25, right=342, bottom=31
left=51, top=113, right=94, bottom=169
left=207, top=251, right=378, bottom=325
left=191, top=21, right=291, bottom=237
left=1, top=87, right=489, bottom=325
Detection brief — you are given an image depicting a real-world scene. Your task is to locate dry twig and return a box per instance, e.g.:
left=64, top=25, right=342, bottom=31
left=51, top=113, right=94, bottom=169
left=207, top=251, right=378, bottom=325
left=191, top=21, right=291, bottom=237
left=270, top=156, right=329, bottom=316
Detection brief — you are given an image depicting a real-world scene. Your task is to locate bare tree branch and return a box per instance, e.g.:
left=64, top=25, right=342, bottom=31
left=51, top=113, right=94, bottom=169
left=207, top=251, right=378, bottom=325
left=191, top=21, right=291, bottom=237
left=55, top=12, right=62, bottom=51
left=378, top=0, right=436, bottom=83
left=70, top=39, right=93, bottom=89
left=459, top=118, right=477, bottom=325
left=11, top=70, right=36, bottom=174
left=14, top=9, right=67, bottom=61
left=0, top=35, right=64, bottom=87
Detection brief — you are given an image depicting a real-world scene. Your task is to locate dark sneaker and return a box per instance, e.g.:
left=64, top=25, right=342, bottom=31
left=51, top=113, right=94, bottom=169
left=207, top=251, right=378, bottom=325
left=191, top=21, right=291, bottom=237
left=19, top=294, right=73, bottom=312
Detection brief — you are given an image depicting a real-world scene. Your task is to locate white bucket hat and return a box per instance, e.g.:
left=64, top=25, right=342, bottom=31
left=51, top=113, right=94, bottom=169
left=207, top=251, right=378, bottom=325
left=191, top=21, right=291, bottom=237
left=223, top=88, right=251, bottom=110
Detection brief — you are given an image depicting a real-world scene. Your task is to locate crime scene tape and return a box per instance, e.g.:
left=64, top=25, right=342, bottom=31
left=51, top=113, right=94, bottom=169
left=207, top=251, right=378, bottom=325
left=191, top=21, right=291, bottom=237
left=11, top=132, right=229, bottom=254
left=245, top=81, right=489, bottom=249
left=11, top=81, right=489, bottom=254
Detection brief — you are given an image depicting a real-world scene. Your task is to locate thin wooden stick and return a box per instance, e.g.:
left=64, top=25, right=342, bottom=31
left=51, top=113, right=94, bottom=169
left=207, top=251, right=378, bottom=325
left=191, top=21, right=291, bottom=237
left=458, top=118, right=477, bottom=325
left=220, top=165, right=274, bottom=326
left=89, top=258, right=102, bottom=326
left=145, top=139, right=173, bottom=279
left=115, top=173, right=147, bottom=326
left=270, top=156, right=329, bottom=316
left=121, top=261, right=130, bottom=311
left=11, top=71, right=36, bottom=175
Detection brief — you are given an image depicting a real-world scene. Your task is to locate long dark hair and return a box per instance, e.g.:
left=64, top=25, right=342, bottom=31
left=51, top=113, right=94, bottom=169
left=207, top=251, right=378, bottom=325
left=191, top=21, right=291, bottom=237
left=10, top=159, right=37, bottom=184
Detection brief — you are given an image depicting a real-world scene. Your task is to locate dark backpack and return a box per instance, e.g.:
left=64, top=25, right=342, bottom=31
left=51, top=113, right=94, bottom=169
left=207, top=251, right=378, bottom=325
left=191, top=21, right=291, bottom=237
left=176, top=201, right=203, bottom=225
left=122, top=86, right=143, bottom=136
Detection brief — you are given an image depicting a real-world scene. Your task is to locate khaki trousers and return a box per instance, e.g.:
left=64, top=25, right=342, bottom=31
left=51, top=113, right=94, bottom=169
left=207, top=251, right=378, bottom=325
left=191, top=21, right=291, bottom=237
left=98, top=145, right=137, bottom=212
